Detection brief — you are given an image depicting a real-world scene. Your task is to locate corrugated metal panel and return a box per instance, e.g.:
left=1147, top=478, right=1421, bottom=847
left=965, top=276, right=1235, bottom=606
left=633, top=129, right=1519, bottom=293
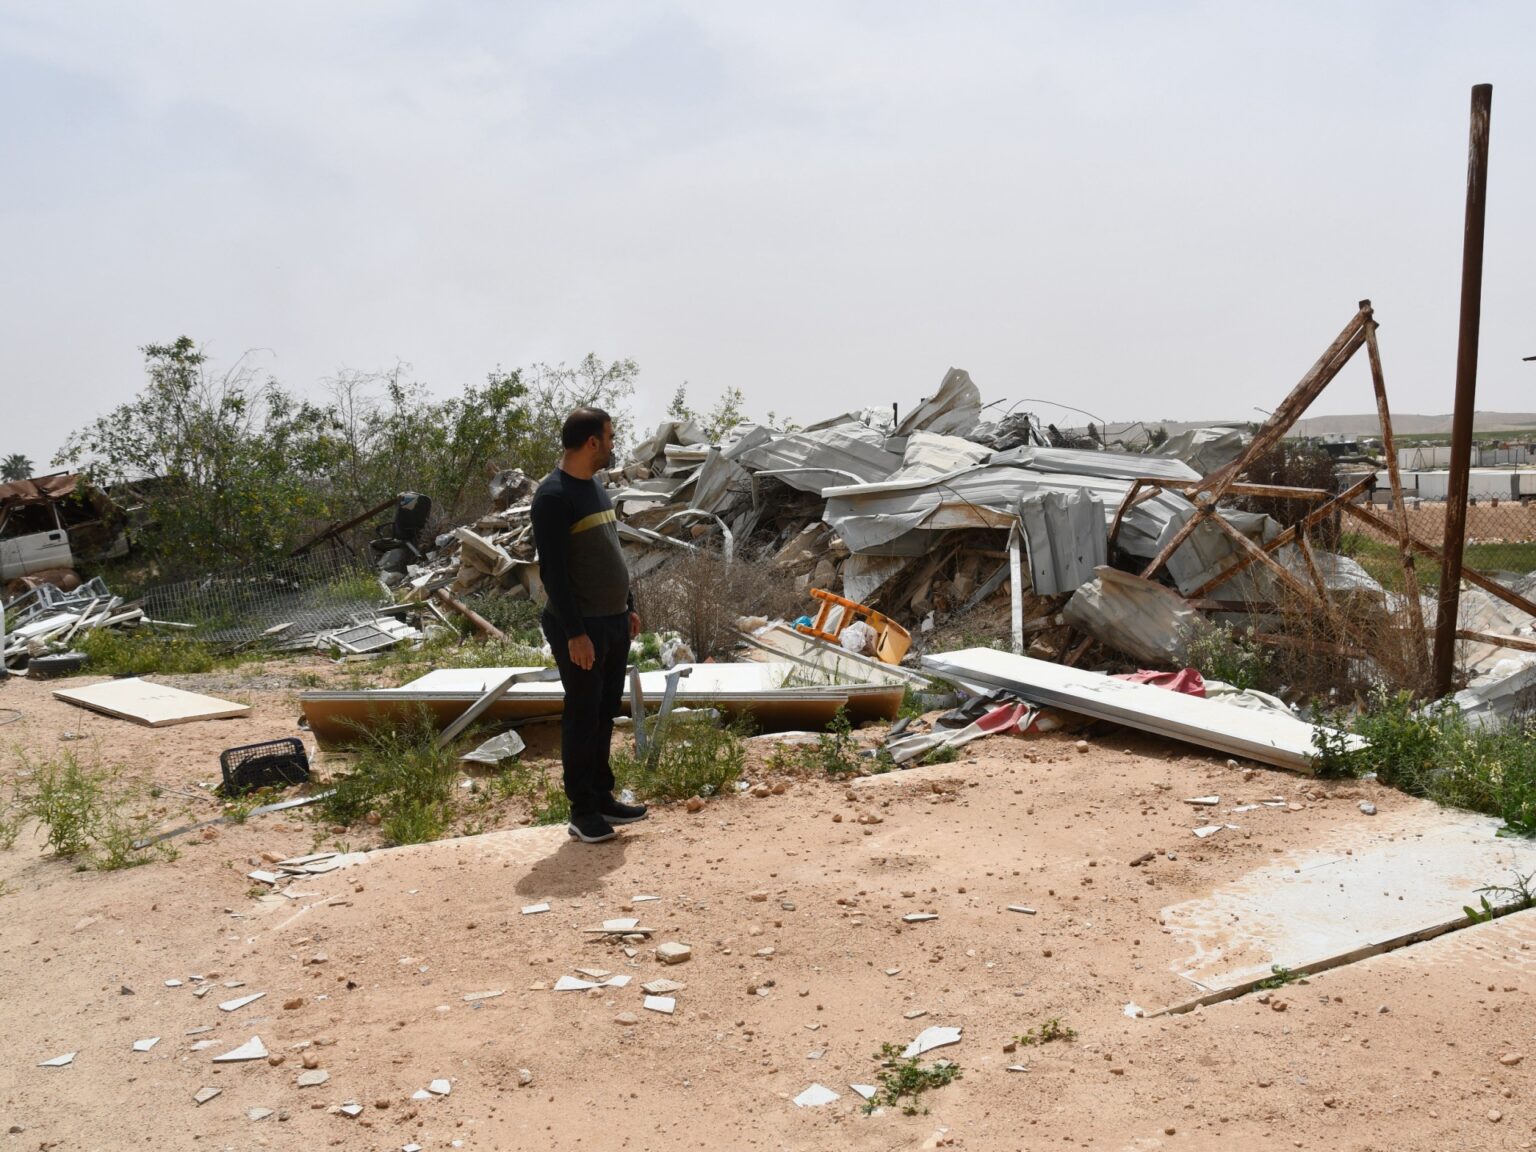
left=1016, top=490, right=1106, bottom=595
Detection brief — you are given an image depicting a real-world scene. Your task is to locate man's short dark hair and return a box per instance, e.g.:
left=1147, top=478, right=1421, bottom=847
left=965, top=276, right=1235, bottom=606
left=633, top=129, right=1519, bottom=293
left=561, top=407, right=611, bottom=450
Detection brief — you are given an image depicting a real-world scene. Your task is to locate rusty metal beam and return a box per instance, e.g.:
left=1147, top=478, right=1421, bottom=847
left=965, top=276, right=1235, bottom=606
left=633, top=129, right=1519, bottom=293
left=1434, top=83, right=1494, bottom=698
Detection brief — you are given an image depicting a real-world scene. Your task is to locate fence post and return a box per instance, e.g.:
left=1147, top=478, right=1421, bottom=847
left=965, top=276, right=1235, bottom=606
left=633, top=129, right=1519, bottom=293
left=1433, top=83, right=1493, bottom=699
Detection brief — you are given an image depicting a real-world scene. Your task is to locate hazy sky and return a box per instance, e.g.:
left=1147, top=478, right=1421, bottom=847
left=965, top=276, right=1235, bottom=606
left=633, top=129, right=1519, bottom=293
left=3, top=2, right=1533, bottom=468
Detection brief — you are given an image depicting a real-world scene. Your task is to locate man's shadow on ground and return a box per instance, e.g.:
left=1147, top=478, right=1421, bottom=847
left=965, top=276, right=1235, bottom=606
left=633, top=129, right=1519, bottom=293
left=513, top=832, right=634, bottom=898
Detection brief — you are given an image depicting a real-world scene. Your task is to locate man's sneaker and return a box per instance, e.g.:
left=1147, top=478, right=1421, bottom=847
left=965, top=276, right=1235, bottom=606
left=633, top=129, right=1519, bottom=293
left=567, top=813, right=617, bottom=843
left=600, top=794, right=648, bottom=824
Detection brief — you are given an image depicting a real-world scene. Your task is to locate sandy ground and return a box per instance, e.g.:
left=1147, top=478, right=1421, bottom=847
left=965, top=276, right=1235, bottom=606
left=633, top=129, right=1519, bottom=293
left=2, top=660, right=1534, bottom=1152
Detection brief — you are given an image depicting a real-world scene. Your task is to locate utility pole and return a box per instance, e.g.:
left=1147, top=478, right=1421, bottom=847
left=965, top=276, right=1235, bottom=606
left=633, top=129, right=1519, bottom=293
left=1433, top=83, right=1493, bottom=698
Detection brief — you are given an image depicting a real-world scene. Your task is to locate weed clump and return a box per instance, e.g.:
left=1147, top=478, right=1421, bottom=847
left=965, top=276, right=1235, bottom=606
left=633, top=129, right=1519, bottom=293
left=611, top=713, right=748, bottom=803
left=77, top=629, right=246, bottom=676
left=13, top=750, right=171, bottom=870
left=1181, top=619, right=1271, bottom=692
left=315, top=714, right=461, bottom=846
left=866, top=1042, right=962, bottom=1115
left=1322, top=687, right=1536, bottom=835
left=1016, top=1017, right=1077, bottom=1046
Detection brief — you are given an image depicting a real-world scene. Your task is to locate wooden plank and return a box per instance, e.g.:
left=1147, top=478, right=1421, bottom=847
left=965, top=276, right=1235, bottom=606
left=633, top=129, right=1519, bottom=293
left=54, top=678, right=251, bottom=727
left=1364, top=314, right=1427, bottom=649
left=1455, top=630, right=1536, bottom=655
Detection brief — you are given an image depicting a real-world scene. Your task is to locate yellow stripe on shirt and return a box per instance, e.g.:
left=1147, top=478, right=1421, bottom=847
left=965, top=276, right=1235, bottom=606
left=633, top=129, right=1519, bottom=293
left=570, top=508, right=617, bottom=535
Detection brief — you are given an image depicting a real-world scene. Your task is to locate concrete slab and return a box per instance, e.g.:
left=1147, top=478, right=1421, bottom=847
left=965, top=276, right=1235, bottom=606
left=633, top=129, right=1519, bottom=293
left=1161, top=806, right=1530, bottom=995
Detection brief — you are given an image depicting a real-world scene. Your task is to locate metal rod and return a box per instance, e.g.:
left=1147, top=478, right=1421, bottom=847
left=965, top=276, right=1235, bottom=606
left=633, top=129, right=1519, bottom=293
left=1433, top=83, right=1493, bottom=699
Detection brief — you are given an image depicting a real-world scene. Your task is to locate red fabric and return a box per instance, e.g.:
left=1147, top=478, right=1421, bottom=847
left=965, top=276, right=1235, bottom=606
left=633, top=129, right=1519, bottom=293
left=976, top=701, right=1039, bottom=734
left=1111, top=668, right=1206, bottom=697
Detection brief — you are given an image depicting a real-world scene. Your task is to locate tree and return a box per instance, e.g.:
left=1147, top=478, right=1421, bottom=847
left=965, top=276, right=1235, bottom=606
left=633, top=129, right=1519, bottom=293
left=518, top=354, right=639, bottom=474
left=1, top=453, right=33, bottom=482
left=666, top=383, right=694, bottom=423
left=57, top=337, right=339, bottom=574
left=700, top=385, right=747, bottom=442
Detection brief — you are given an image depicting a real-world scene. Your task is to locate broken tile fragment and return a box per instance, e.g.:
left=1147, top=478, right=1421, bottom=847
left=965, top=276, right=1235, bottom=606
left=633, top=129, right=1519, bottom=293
left=643, top=995, right=676, bottom=1014
left=132, top=1037, right=160, bottom=1052
left=38, top=1052, right=75, bottom=1068
left=520, top=903, right=549, bottom=915
left=340, top=1102, right=364, bottom=1118
left=793, top=1083, right=839, bottom=1107
left=902, top=913, right=938, bottom=923
left=902, top=1026, right=961, bottom=1058
left=461, top=990, right=504, bottom=1002
left=214, top=1036, right=269, bottom=1062
left=248, top=1107, right=274, bottom=1121
left=1007, top=906, right=1036, bottom=915
left=219, top=992, right=266, bottom=1013
left=641, top=979, right=685, bottom=995
left=428, top=1079, right=451, bottom=1096
left=297, top=1069, right=330, bottom=1088
left=193, top=1086, right=222, bottom=1105
left=850, top=1083, right=877, bottom=1100
left=655, top=942, right=692, bottom=965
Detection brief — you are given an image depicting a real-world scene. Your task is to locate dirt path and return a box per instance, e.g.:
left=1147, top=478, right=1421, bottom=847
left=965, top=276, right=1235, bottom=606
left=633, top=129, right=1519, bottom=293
left=1, top=668, right=1532, bottom=1151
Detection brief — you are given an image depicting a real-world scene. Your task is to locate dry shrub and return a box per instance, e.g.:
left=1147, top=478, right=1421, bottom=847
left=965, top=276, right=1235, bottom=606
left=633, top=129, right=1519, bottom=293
left=1260, top=582, right=1433, bottom=703
left=634, top=545, right=804, bottom=660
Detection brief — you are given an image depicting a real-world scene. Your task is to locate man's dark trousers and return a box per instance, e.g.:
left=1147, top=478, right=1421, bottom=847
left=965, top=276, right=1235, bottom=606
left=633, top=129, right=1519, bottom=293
left=541, top=610, right=629, bottom=818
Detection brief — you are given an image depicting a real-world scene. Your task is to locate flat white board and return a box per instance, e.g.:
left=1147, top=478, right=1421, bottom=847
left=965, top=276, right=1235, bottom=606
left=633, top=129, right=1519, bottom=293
left=54, top=677, right=251, bottom=727
left=922, top=648, right=1360, bottom=772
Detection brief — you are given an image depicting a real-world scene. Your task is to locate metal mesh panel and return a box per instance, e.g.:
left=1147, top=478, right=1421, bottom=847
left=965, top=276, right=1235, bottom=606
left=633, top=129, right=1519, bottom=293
left=142, top=551, right=385, bottom=645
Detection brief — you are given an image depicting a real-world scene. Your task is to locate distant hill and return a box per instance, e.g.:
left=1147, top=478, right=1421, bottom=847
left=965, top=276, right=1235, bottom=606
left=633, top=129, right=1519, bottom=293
left=1109, top=412, right=1536, bottom=440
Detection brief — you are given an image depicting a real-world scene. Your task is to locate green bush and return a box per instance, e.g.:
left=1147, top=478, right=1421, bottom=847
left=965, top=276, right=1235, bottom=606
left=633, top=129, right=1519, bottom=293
left=1323, top=688, right=1536, bottom=836
left=611, top=713, right=747, bottom=802
left=1181, top=619, right=1271, bottom=692
left=77, top=629, right=244, bottom=676
left=15, top=750, right=168, bottom=870
left=867, top=1042, right=962, bottom=1116
left=315, top=714, right=461, bottom=846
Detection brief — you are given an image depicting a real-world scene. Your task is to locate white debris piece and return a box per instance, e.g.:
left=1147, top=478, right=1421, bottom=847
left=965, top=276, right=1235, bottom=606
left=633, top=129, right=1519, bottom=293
left=213, top=1036, right=269, bottom=1062
left=520, top=903, right=550, bottom=915
left=164, top=979, right=183, bottom=987
left=462, top=990, right=504, bottom=1002
left=193, top=1086, right=222, bottom=1105
left=641, top=979, right=686, bottom=995
left=132, top=1037, right=160, bottom=1052
left=631, top=894, right=661, bottom=903
left=297, top=1069, right=330, bottom=1087
left=553, top=976, right=597, bottom=992
left=850, top=1084, right=878, bottom=1100
left=1007, top=905, right=1037, bottom=915
left=248, top=1107, right=274, bottom=1121
left=902, top=1026, right=962, bottom=1058
left=219, top=992, right=266, bottom=1012
left=1123, top=1003, right=1146, bottom=1018
left=793, top=1083, right=840, bottom=1107
left=902, top=913, right=939, bottom=923
left=1192, top=825, right=1223, bottom=838
left=38, top=1052, right=76, bottom=1067
left=247, top=870, right=279, bottom=885
left=1184, top=796, right=1220, bottom=806
left=428, top=1079, right=452, bottom=1096
left=340, top=1102, right=364, bottom=1118
left=643, top=995, right=676, bottom=1014
left=655, top=942, right=692, bottom=964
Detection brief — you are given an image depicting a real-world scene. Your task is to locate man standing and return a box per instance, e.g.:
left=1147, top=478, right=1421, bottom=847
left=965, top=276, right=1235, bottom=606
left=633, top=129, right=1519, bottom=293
left=531, top=407, right=647, bottom=843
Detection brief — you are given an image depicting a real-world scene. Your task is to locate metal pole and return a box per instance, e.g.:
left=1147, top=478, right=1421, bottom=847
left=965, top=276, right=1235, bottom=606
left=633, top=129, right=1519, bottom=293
left=1433, top=83, right=1493, bottom=698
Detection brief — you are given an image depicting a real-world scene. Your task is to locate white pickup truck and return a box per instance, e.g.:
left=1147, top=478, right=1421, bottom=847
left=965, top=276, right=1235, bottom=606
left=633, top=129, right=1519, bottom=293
left=0, top=504, right=73, bottom=580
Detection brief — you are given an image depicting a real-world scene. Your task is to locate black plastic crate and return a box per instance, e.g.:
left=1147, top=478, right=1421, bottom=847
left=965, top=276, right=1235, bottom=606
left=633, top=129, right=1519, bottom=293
left=220, top=738, right=311, bottom=796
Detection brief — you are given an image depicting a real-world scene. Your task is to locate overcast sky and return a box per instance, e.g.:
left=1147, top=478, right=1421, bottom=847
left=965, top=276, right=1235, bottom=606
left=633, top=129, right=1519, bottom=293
left=3, top=2, right=1532, bottom=468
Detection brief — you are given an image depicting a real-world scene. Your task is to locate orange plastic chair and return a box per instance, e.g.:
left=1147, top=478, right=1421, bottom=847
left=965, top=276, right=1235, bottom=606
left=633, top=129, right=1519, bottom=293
left=794, top=588, right=912, bottom=665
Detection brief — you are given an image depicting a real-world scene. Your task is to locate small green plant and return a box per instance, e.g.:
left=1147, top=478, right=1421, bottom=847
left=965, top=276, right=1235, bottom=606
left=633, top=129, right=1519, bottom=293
left=1254, top=965, right=1300, bottom=990
left=920, top=744, right=960, bottom=766
left=1181, top=619, right=1271, bottom=692
left=1308, top=705, right=1358, bottom=779
left=814, top=707, right=861, bottom=777
left=1016, top=1017, right=1077, bottom=1046
left=76, top=629, right=253, bottom=677
left=866, top=1042, right=962, bottom=1115
left=16, top=750, right=167, bottom=870
left=530, top=787, right=571, bottom=826
left=611, top=713, right=748, bottom=802
left=0, top=800, right=23, bottom=851
left=1464, top=869, right=1536, bottom=923
left=315, top=712, right=461, bottom=846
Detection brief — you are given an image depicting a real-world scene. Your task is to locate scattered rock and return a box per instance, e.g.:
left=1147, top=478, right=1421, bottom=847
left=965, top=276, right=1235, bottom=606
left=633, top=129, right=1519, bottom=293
left=1488, top=1109, right=1503, bottom=1123
left=656, top=942, right=692, bottom=965
left=614, top=1012, right=639, bottom=1026
left=302, top=1052, right=321, bottom=1070
left=518, top=1068, right=534, bottom=1086
left=685, top=797, right=705, bottom=813
left=1075, top=740, right=1089, bottom=754
left=1500, top=1053, right=1524, bottom=1067
left=1359, top=801, right=1377, bottom=816
left=296, top=1070, right=330, bottom=1088
left=284, top=998, right=304, bottom=1010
